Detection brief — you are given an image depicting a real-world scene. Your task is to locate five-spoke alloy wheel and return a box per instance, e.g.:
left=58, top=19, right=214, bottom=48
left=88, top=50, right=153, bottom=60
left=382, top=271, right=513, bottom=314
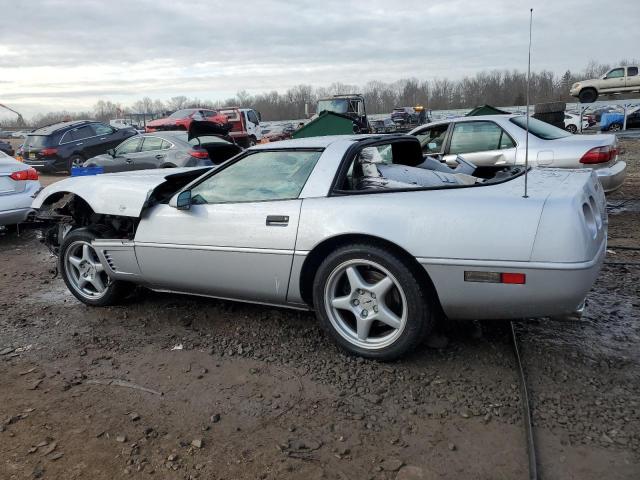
left=313, top=243, right=434, bottom=360
left=59, top=228, right=127, bottom=306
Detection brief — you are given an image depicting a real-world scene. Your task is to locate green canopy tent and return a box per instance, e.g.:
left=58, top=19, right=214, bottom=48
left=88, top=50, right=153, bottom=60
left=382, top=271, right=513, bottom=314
left=465, top=105, right=510, bottom=116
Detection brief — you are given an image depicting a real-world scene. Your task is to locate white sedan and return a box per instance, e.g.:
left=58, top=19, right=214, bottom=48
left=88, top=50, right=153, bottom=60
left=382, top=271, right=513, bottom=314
left=564, top=113, right=590, bottom=134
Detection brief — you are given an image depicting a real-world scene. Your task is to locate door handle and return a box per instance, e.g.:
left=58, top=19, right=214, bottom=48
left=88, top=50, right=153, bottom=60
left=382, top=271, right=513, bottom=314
left=100, top=137, right=106, bottom=140
left=125, top=158, right=133, bottom=164
left=76, top=142, right=83, bottom=146
left=155, top=154, right=164, bottom=159
left=266, top=215, right=289, bottom=226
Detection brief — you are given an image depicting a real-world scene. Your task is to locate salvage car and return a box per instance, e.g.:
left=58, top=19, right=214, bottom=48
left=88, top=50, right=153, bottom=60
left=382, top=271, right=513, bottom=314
left=409, top=114, right=626, bottom=192
left=83, top=122, right=243, bottom=173
left=21, top=120, right=138, bottom=173
left=564, top=112, right=590, bottom=133
left=0, top=151, right=41, bottom=227
left=33, top=134, right=607, bottom=360
left=600, top=106, right=640, bottom=132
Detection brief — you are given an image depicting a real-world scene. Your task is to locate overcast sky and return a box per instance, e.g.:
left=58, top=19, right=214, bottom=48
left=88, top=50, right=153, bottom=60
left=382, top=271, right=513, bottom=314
left=1, top=0, right=639, bottom=119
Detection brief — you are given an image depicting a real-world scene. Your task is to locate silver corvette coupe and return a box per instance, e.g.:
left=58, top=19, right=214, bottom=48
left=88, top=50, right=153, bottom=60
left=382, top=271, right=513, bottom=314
left=33, top=134, right=607, bottom=360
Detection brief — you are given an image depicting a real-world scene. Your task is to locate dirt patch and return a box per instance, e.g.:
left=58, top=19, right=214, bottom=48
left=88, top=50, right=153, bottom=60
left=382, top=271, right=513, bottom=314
left=1, top=139, right=639, bottom=479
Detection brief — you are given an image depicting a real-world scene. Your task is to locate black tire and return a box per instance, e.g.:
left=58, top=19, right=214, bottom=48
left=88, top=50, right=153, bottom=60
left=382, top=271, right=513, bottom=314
left=534, top=102, right=566, bottom=114
left=312, top=243, right=434, bottom=361
left=247, top=136, right=257, bottom=147
left=578, top=89, right=598, bottom=104
left=565, top=124, right=578, bottom=134
left=67, top=154, right=85, bottom=173
left=59, top=228, right=128, bottom=306
left=160, top=163, right=177, bottom=168
left=608, top=122, right=623, bottom=132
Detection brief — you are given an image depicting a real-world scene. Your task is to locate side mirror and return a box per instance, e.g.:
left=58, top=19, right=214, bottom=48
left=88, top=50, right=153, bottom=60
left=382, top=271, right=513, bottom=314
left=107, top=148, right=115, bottom=157
left=176, top=190, right=192, bottom=210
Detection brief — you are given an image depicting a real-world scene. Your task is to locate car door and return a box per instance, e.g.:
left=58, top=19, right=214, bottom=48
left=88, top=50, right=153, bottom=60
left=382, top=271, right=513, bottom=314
left=61, top=125, right=96, bottom=159
left=441, top=120, right=517, bottom=166
left=626, top=66, right=640, bottom=88
left=106, top=136, right=143, bottom=172
left=136, top=136, right=169, bottom=169
left=599, top=68, right=626, bottom=92
left=412, top=123, right=451, bottom=160
left=134, top=149, right=323, bottom=303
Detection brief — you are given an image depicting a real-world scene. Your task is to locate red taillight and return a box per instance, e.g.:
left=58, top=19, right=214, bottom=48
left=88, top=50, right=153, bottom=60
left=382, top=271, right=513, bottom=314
left=10, top=168, right=39, bottom=181
left=189, top=149, right=209, bottom=159
left=501, top=273, right=526, bottom=284
left=40, top=147, right=58, bottom=156
left=580, top=146, right=613, bottom=164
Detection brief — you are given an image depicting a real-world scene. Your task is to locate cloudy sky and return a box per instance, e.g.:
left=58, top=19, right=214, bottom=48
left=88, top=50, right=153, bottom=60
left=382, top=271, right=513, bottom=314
left=1, top=0, right=639, bottom=119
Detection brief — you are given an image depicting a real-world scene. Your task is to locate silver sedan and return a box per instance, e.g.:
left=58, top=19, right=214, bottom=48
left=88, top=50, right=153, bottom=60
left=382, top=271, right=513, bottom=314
left=0, top=152, right=41, bottom=227
left=33, top=134, right=606, bottom=360
left=409, top=114, right=626, bottom=192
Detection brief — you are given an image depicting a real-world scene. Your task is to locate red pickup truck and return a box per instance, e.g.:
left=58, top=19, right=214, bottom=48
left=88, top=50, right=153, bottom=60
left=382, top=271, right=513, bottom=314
left=146, top=107, right=262, bottom=147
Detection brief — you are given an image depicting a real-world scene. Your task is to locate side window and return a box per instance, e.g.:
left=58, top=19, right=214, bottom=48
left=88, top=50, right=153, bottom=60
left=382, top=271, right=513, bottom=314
left=93, top=123, right=115, bottom=136
left=247, top=110, right=259, bottom=124
left=627, top=67, right=638, bottom=77
left=115, top=137, right=142, bottom=155
left=414, top=124, right=449, bottom=154
left=141, top=136, right=164, bottom=152
left=161, top=140, right=172, bottom=150
left=190, top=150, right=321, bottom=204
left=449, top=121, right=514, bottom=155
left=67, top=125, right=94, bottom=142
left=606, top=68, right=625, bottom=79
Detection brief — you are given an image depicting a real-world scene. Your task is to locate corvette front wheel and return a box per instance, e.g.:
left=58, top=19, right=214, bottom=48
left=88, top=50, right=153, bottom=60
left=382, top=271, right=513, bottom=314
left=59, top=228, right=128, bottom=306
left=313, top=244, right=433, bottom=360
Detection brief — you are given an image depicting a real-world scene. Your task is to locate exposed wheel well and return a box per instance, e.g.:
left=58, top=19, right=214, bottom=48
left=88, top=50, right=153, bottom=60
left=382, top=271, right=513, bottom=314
left=298, top=233, right=443, bottom=313
left=38, top=192, right=139, bottom=252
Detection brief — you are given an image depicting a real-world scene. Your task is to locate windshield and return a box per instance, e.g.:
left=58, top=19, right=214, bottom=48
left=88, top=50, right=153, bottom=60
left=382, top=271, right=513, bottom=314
left=168, top=109, right=197, bottom=119
left=509, top=116, right=572, bottom=140
left=317, top=99, right=349, bottom=114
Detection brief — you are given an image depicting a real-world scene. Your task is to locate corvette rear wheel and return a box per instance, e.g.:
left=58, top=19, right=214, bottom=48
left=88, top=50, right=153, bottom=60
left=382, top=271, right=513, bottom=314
left=59, top=228, right=127, bottom=306
left=313, top=244, right=433, bottom=360
left=565, top=124, right=577, bottom=134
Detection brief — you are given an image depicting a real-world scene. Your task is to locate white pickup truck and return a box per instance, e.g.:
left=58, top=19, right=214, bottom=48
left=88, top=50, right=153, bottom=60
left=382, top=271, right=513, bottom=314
left=571, top=66, right=640, bottom=103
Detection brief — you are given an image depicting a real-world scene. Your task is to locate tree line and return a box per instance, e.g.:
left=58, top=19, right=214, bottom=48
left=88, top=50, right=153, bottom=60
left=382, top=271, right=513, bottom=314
left=11, top=59, right=637, bottom=128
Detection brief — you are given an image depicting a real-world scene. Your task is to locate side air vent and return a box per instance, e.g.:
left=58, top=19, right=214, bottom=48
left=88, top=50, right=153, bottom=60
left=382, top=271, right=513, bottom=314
left=103, top=251, right=118, bottom=272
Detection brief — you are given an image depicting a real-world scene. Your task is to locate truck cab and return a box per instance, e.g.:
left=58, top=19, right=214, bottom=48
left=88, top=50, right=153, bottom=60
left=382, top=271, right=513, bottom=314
left=571, top=66, right=640, bottom=103
left=316, top=94, right=369, bottom=133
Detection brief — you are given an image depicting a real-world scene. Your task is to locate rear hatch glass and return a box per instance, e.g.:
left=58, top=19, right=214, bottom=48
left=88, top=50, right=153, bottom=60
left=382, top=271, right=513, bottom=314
left=23, top=135, right=51, bottom=150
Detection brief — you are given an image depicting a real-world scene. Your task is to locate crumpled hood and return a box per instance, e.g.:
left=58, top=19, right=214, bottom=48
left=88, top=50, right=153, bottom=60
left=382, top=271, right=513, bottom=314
left=32, top=167, right=211, bottom=217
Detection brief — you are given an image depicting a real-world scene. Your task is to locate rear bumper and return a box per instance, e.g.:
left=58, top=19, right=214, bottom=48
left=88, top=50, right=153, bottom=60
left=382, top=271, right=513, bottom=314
left=420, top=240, right=606, bottom=320
left=594, top=160, right=626, bottom=192
left=0, top=207, right=33, bottom=226
left=24, top=158, right=62, bottom=173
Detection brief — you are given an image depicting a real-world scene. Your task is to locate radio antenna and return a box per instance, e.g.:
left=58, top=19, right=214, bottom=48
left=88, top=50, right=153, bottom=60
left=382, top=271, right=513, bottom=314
left=523, top=8, right=533, bottom=199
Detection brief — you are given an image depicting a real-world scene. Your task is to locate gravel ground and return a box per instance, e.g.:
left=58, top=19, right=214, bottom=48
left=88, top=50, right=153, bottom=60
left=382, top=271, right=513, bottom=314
left=1, top=139, right=639, bottom=479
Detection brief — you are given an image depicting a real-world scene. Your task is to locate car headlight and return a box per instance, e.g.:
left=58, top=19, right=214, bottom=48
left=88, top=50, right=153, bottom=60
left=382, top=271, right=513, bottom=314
left=572, top=82, right=581, bottom=89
